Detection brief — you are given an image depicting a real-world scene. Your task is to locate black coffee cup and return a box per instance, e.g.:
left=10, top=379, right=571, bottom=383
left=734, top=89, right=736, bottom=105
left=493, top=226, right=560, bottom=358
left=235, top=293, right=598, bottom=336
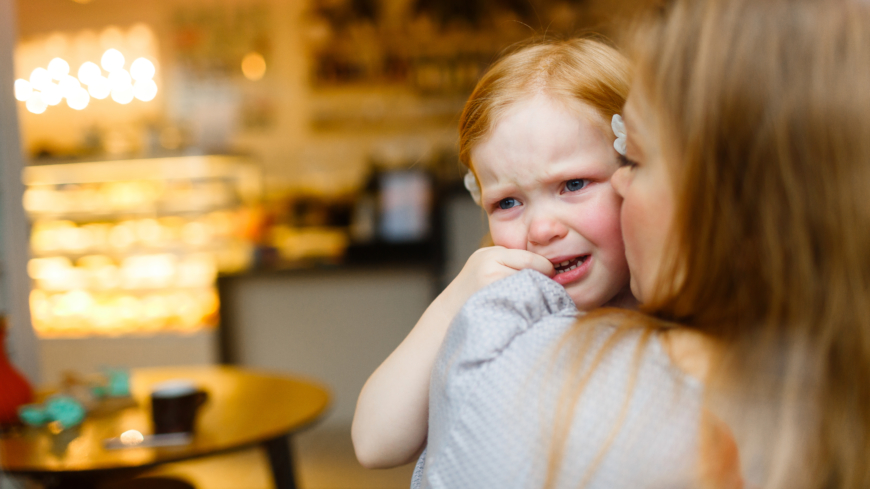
left=150, top=380, right=209, bottom=435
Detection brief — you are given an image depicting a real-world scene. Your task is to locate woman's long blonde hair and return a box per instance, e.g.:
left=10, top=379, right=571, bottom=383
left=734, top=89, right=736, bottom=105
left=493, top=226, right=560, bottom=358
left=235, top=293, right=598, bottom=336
left=458, top=38, right=630, bottom=174
left=630, top=0, right=870, bottom=486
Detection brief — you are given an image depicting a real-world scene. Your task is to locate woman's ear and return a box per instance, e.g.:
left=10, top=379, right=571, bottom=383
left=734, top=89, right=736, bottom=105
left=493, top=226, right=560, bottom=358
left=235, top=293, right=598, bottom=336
left=611, top=166, right=631, bottom=198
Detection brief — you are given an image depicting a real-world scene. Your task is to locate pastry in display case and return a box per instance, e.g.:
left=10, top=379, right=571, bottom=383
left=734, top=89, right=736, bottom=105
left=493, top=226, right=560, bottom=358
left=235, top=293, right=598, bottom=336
left=22, top=155, right=260, bottom=338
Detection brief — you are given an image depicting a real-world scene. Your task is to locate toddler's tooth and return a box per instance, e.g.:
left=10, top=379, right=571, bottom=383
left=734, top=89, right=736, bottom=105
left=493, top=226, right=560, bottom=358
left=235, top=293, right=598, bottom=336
left=560, top=260, right=569, bottom=266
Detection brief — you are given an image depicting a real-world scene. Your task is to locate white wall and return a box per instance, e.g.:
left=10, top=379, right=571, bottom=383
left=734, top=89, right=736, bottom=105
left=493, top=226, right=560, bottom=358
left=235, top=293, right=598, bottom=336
left=40, top=332, right=217, bottom=386
left=221, top=268, right=435, bottom=427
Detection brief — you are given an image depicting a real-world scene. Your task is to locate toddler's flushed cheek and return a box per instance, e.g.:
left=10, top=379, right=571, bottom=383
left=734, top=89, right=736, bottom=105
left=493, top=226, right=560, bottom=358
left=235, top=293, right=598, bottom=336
left=489, top=226, right=524, bottom=250
left=562, top=192, right=631, bottom=310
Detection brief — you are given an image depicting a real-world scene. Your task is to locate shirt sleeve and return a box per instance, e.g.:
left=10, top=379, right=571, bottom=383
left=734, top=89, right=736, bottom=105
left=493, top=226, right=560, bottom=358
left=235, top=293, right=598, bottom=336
left=437, top=269, right=578, bottom=368
left=420, top=270, right=579, bottom=488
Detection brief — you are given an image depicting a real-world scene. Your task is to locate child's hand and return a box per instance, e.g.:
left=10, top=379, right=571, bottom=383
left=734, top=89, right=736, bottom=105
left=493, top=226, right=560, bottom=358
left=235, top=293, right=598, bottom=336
left=443, top=246, right=555, bottom=312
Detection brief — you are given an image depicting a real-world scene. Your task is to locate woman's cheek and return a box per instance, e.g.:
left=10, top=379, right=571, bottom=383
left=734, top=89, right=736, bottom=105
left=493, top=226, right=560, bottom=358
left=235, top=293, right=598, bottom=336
left=619, top=198, right=649, bottom=299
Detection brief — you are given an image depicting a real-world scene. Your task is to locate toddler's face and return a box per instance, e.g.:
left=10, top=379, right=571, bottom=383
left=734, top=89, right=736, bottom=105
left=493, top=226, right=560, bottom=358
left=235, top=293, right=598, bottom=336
left=471, top=95, right=630, bottom=310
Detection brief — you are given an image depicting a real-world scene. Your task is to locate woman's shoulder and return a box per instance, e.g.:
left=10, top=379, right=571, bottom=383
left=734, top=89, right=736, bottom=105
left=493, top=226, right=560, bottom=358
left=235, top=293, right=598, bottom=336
left=656, top=327, right=720, bottom=384
left=577, top=308, right=718, bottom=384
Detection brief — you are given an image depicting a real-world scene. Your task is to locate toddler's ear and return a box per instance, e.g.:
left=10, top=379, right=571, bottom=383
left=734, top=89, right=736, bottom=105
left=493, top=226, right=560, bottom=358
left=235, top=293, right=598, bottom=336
left=479, top=233, right=494, bottom=248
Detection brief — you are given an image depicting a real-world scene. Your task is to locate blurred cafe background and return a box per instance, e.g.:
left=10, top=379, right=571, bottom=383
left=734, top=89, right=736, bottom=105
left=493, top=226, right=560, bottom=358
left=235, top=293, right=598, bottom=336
left=0, top=0, right=642, bottom=487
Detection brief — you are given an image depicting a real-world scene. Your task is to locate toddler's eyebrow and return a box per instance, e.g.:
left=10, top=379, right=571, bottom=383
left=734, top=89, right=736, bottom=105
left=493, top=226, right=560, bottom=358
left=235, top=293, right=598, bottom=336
left=480, top=181, right=515, bottom=199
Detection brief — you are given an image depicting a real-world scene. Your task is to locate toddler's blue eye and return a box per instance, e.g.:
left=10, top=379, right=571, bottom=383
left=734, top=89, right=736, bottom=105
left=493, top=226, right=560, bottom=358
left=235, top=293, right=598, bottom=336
left=498, top=198, right=518, bottom=210
left=565, top=179, right=588, bottom=192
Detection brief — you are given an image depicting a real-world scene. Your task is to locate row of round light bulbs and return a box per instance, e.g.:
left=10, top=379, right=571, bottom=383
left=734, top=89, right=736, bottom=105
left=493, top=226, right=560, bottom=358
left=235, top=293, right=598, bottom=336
left=14, top=49, right=158, bottom=114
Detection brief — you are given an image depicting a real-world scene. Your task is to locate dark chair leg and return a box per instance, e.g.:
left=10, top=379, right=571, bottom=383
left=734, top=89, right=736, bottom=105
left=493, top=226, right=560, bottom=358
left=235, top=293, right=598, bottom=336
left=263, top=434, right=297, bottom=489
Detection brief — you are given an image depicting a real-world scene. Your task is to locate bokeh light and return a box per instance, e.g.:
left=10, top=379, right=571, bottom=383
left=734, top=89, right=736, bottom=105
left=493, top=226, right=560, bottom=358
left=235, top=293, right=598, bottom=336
left=47, top=58, right=70, bottom=80
left=29, top=67, right=52, bottom=91
left=107, top=69, right=132, bottom=90
left=241, top=52, right=266, bottom=81
left=25, top=92, right=47, bottom=114
left=59, top=75, right=81, bottom=99
left=67, top=87, right=90, bottom=110
left=77, top=61, right=101, bottom=85
left=18, top=28, right=161, bottom=114
left=101, top=48, right=125, bottom=72
left=133, top=79, right=158, bottom=102
left=42, top=83, right=63, bottom=106
left=88, top=76, right=111, bottom=99
left=111, top=85, right=134, bottom=104
left=14, top=79, right=32, bottom=101
left=130, top=57, right=155, bottom=81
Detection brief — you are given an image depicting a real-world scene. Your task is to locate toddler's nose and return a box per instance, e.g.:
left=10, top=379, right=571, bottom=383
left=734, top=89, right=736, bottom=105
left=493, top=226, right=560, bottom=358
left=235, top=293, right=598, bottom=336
left=527, top=214, right=568, bottom=247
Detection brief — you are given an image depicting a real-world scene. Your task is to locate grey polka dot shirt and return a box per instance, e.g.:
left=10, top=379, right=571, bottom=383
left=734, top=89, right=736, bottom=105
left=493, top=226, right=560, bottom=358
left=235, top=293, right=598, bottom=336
left=412, top=270, right=703, bottom=489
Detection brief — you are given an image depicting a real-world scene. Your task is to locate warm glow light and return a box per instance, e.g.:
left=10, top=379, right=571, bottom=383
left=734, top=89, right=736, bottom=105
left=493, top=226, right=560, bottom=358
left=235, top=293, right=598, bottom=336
left=107, top=69, right=132, bottom=90
left=101, top=49, right=125, bottom=72
left=30, top=67, right=52, bottom=91
left=130, top=57, right=155, bottom=81
left=73, top=30, right=98, bottom=60
left=108, top=224, right=134, bottom=249
left=42, top=83, right=63, bottom=106
left=241, top=52, right=266, bottom=81
left=77, top=61, right=101, bottom=85
left=88, top=76, right=111, bottom=99
left=28, top=257, right=69, bottom=280
left=14, top=79, right=32, bottom=101
left=99, top=26, right=124, bottom=50
left=45, top=33, right=69, bottom=54
left=67, top=88, right=90, bottom=110
left=133, top=79, right=157, bottom=102
left=47, top=58, right=70, bottom=80
left=128, top=24, right=154, bottom=50
left=59, top=75, right=81, bottom=99
left=111, top=85, right=134, bottom=104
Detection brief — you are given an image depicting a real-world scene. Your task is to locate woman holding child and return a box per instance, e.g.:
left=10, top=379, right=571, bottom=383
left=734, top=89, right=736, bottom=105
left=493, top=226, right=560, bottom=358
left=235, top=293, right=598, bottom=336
left=355, top=0, right=870, bottom=487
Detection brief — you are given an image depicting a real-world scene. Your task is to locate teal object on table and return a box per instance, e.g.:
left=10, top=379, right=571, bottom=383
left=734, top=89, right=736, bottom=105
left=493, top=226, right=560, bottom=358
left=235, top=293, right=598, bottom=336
left=90, top=384, right=107, bottom=398
left=105, top=368, right=130, bottom=397
left=18, top=404, right=49, bottom=426
left=44, top=396, right=86, bottom=429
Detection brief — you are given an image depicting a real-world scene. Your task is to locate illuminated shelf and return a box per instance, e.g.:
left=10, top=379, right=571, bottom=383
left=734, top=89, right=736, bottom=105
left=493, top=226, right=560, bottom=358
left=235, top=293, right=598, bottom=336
left=24, top=155, right=260, bottom=338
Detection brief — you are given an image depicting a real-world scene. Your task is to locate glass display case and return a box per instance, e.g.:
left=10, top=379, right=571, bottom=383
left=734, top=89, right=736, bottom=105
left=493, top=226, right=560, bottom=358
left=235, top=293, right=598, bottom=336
left=22, top=155, right=260, bottom=338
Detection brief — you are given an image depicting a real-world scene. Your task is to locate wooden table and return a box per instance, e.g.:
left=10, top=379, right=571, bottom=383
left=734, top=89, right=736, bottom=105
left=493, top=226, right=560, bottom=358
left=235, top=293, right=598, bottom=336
left=0, top=366, right=331, bottom=489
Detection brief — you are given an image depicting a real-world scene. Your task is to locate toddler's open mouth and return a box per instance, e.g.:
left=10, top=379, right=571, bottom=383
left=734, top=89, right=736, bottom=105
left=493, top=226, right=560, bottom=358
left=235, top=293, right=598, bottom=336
left=554, top=255, right=590, bottom=275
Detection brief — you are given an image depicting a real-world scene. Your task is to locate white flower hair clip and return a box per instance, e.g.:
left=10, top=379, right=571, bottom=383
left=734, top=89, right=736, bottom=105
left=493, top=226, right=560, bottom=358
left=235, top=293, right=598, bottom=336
left=464, top=170, right=482, bottom=206
left=611, top=114, right=627, bottom=156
